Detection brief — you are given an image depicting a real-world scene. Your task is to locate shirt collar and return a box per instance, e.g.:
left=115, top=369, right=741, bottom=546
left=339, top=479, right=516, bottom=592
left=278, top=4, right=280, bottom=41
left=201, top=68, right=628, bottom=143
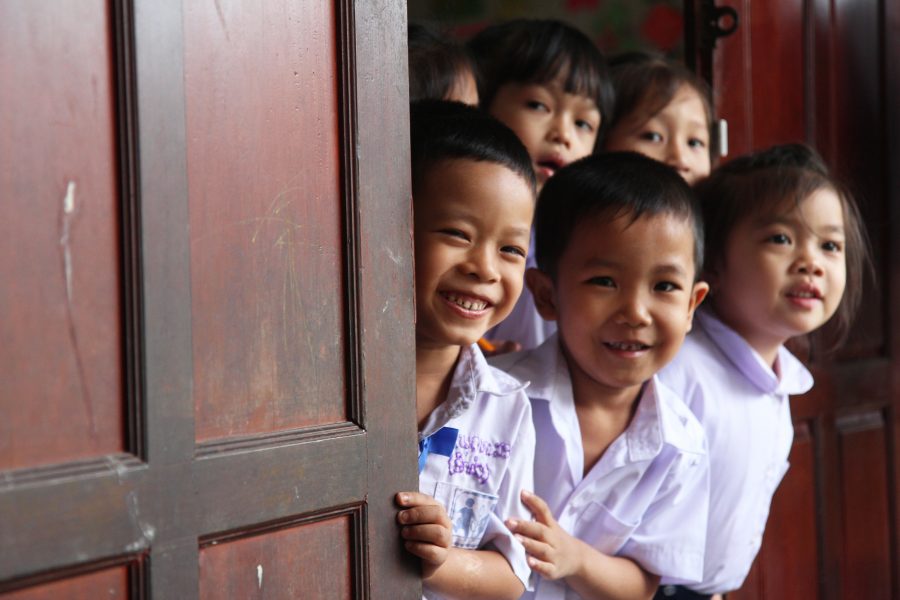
left=419, top=343, right=528, bottom=439
left=506, top=334, right=703, bottom=464
left=696, top=307, right=814, bottom=396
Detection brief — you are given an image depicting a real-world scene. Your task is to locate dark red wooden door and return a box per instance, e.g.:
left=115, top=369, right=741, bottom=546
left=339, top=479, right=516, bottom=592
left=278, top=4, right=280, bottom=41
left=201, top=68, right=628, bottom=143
left=687, top=0, right=900, bottom=598
left=0, top=1, right=419, bottom=598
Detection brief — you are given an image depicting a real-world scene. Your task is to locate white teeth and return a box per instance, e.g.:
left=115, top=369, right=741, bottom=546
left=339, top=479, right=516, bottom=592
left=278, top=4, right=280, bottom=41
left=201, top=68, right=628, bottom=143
left=607, top=342, right=648, bottom=351
left=445, top=293, right=487, bottom=311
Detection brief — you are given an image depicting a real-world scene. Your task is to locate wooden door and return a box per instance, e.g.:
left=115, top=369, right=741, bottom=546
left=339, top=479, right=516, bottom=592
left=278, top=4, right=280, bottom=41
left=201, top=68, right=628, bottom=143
left=0, top=1, right=419, bottom=598
left=686, top=0, right=900, bottom=597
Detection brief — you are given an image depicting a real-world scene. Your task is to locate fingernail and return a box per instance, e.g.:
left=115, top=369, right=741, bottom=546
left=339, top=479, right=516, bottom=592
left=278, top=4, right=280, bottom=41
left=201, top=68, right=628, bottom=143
left=521, top=489, right=532, bottom=498
left=506, top=519, right=518, bottom=528
left=399, top=511, right=408, bottom=523
left=400, top=494, right=409, bottom=504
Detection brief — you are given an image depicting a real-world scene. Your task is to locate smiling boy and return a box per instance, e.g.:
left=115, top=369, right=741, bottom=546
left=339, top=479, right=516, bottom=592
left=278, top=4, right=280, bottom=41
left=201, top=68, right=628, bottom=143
left=396, top=100, right=538, bottom=600
left=491, top=152, right=710, bottom=599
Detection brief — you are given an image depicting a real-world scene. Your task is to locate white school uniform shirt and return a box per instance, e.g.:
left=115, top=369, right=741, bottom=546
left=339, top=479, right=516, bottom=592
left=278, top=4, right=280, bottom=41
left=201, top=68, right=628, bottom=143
left=491, top=335, right=710, bottom=600
left=658, top=308, right=813, bottom=594
left=418, top=343, right=536, bottom=599
left=485, top=232, right=556, bottom=351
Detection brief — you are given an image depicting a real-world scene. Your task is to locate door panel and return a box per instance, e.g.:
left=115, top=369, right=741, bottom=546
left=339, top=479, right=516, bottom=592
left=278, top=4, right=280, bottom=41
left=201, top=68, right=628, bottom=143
left=198, top=516, right=354, bottom=599
left=0, top=0, right=124, bottom=471
left=183, top=0, right=346, bottom=440
left=1, top=566, right=129, bottom=600
left=0, top=1, right=418, bottom=598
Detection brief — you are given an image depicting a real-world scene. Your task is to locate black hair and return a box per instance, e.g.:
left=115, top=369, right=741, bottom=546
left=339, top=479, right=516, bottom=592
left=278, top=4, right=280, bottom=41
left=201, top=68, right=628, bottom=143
left=408, top=23, right=476, bottom=103
left=409, top=99, right=537, bottom=196
left=534, top=152, right=703, bottom=279
left=696, top=142, right=871, bottom=345
left=606, top=51, right=716, bottom=158
left=467, top=19, right=613, bottom=136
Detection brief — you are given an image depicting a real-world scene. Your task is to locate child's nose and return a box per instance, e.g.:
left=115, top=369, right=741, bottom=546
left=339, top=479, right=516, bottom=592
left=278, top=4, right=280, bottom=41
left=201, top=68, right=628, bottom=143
left=547, top=115, right=573, bottom=146
left=463, top=246, right=500, bottom=282
left=666, top=140, right=689, bottom=172
left=792, top=244, right=825, bottom=276
left=616, top=292, right=652, bottom=327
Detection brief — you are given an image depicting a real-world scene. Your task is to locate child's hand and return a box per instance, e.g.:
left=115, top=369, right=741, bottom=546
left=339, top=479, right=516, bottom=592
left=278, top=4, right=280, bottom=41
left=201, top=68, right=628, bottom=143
left=395, top=492, right=453, bottom=578
left=506, top=490, right=585, bottom=581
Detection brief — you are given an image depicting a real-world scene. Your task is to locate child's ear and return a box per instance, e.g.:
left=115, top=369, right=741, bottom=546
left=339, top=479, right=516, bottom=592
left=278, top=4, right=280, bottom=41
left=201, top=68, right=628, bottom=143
left=685, top=280, right=710, bottom=332
left=525, top=268, right=559, bottom=321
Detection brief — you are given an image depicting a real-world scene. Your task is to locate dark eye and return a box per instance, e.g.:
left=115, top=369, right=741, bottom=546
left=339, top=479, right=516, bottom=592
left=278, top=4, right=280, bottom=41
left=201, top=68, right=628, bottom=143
left=587, top=276, right=615, bottom=287
left=501, top=245, right=527, bottom=258
left=440, top=228, right=469, bottom=241
left=767, top=233, right=791, bottom=245
left=654, top=281, right=681, bottom=292
left=575, top=119, right=594, bottom=133
left=526, top=100, right=548, bottom=112
left=688, top=137, right=707, bottom=149
left=639, top=131, right=663, bottom=143
left=822, top=240, right=842, bottom=253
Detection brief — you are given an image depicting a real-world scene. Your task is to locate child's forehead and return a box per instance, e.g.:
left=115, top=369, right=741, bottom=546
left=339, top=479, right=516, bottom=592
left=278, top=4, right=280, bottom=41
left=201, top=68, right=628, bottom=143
left=514, top=74, right=600, bottom=106
left=416, top=158, right=535, bottom=208
left=567, top=210, right=697, bottom=259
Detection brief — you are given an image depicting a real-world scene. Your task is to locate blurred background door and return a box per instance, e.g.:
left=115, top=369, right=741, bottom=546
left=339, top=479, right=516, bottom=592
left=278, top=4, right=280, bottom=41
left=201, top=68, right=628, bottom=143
left=0, top=1, right=419, bottom=598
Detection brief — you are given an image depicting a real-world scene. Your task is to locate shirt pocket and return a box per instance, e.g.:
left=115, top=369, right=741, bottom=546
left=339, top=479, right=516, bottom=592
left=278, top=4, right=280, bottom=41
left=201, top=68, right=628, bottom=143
left=576, top=501, right=639, bottom=555
left=434, top=481, right=499, bottom=550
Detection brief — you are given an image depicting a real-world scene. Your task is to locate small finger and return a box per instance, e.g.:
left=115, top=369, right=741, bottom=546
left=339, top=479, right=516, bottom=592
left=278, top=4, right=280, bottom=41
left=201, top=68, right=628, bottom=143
left=506, top=518, right=546, bottom=541
left=398, top=505, right=450, bottom=527
left=404, top=541, right=448, bottom=566
left=515, top=535, right=552, bottom=562
left=527, top=555, right=559, bottom=580
left=401, top=523, right=452, bottom=548
left=396, top=491, right=440, bottom=507
left=520, top=490, right=554, bottom=524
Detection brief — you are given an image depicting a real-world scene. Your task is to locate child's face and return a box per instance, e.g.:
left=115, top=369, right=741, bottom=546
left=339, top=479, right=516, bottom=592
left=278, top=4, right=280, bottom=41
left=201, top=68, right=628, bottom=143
left=530, top=212, right=707, bottom=397
left=605, top=84, right=711, bottom=185
left=414, top=159, right=534, bottom=349
left=710, top=188, right=847, bottom=356
left=488, top=77, right=600, bottom=187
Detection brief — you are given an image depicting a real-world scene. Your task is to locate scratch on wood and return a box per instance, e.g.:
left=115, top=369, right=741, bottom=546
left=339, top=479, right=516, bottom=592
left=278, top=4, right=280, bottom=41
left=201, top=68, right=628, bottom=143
left=59, top=181, right=97, bottom=436
left=124, top=492, right=156, bottom=552
left=213, top=0, right=230, bottom=41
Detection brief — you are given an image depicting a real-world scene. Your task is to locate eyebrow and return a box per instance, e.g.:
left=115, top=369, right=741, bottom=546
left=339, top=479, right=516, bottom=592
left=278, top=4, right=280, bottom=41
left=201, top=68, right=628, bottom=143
left=755, top=216, right=845, bottom=235
left=504, top=226, right=532, bottom=238
left=582, top=258, right=689, bottom=277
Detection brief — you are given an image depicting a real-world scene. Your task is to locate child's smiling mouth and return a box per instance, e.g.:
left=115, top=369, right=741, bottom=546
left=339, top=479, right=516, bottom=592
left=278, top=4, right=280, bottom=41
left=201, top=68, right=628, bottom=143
left=604, top=340, right=651, bottom=353
left=440, top=291, right=491, bottom=315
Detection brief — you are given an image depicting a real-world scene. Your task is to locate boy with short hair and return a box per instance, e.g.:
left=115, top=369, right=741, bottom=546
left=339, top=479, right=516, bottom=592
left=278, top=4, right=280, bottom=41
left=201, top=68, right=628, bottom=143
left=491, top=152, right=711, bottom=599
left=395, top=100, right=537, bottom=600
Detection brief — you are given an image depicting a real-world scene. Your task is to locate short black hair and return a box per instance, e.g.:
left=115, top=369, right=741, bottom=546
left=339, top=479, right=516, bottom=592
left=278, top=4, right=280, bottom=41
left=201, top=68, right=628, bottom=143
left=535, top=152, right=703, bottom=278
left=467, top=19, right=613, bottom=136
left=607, top=51, right=715, bottom=158
left=408, top=23, right=475, bottom=102
left=696, top=143, right=871, bottom=345
left=410, top=99, right=537, bottom=197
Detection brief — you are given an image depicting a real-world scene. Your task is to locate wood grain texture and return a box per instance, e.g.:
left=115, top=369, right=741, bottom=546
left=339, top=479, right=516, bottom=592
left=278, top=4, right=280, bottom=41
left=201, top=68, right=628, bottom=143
left=0, top=565, right=128, bottom=599
left=199, top=516, right=352, bottom=600
left=183, top=0, right=346, bottom=441
left=0, top=0, right=124, bottom=471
